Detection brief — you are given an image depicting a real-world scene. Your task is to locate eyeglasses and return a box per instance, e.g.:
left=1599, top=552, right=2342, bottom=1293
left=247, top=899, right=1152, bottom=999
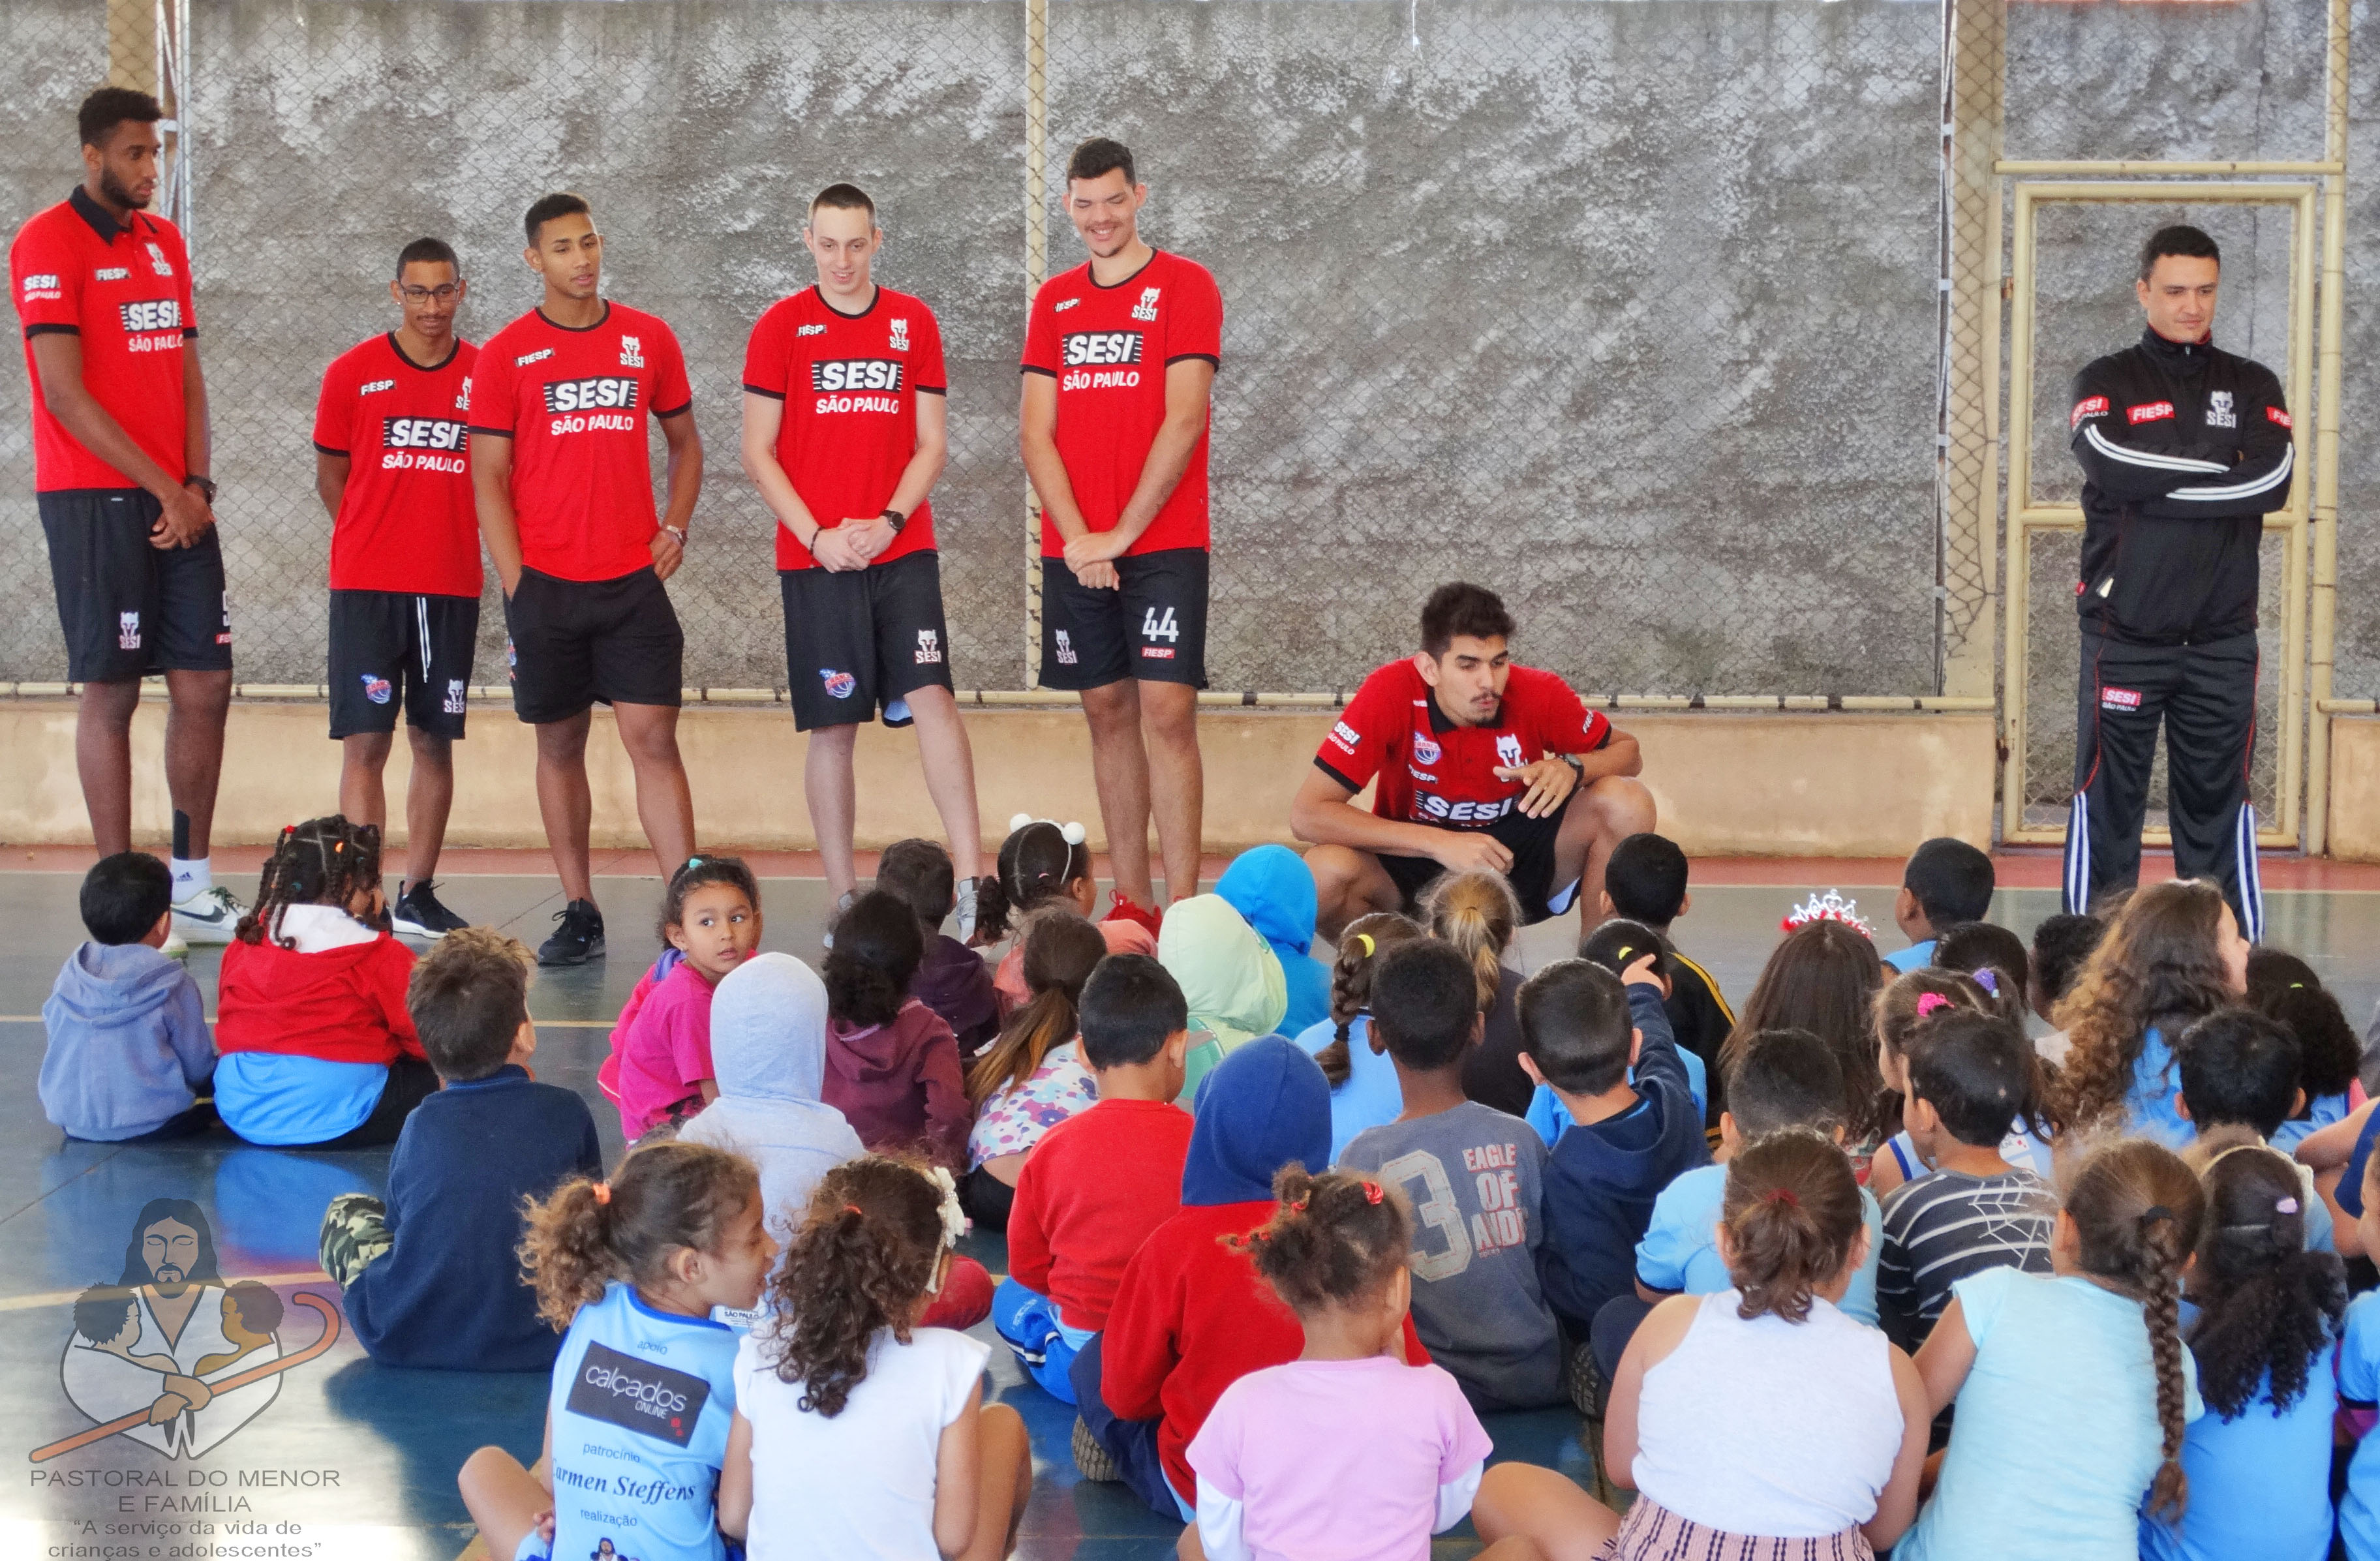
left=399, top=285, right=460, bottom=303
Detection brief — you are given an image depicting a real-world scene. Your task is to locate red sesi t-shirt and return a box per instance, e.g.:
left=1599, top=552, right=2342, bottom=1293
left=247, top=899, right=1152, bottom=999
left=741, top=285, right=946, bottom=572
left=468, top=301, right=692, bottom=583
left=1020, top=249, right=1221, bottom=558
left=311, top=333, right=483, bottom=597
left=1317, top=660, right=1612, bottom=830
left=10, top=190, right=198, bottom=492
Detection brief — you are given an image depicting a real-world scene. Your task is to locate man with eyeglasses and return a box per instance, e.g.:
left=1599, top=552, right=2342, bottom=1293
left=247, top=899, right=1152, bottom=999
left=309, top=237, right=481, bottom=937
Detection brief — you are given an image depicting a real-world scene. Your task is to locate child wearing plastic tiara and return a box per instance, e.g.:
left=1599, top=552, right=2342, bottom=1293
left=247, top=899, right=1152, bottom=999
left=1182, top=1167, right=1539, bottom=1561
left=1727, top=894, right=1890, bottom=1174
left=720, top=1157, right=1031, bottom=1561
left=458, top=1141, right=774, bottom=1561
left=1292, top=911, right=1426, bottom=1164
left=213, top=816, right=435, bottom=1148
left=600, top=856, right=763, bottom=1139
left=983, top=815, right=1154, bottom=1018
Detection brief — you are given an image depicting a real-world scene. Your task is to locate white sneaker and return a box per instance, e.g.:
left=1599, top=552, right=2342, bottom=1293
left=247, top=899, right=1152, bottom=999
left=822, top=889, right=856, bottom=951
left=170, top=885, right=245, bottom=945
left=160, top=929, right=190, bottom=959
left=954, top=876, right=983, bottom=945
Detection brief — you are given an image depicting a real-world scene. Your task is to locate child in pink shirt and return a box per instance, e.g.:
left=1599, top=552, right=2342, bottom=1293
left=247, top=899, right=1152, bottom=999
left=600, top=857, right=763, bottom=1138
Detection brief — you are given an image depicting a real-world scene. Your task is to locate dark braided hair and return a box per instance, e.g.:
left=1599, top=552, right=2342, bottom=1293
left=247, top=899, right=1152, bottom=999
left=1228, top=1166, right=1411, bottom=1316
left=2186, top=1140, right=2345, bottom=1421
left=1315, top=913, right=1424, bottom=1086
left=765, top=1157, right=948, bottom=1417
left=2066, top=1137, right=2206, bottom=1521
left=236, top=815, right=383, bottom=946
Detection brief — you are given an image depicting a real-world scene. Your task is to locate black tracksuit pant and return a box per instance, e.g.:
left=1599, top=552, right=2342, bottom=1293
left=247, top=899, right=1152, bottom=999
left=2061, top=627, right=2263, bottom=941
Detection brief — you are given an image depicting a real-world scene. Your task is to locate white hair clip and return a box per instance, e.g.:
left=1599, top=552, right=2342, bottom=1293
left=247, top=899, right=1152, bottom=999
left=926, top=1164, right=969, bottom=1250
left=1008, top=813, right=1087, bottom=846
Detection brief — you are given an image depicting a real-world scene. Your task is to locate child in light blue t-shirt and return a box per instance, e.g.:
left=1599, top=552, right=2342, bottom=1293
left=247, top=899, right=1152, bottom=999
left=457, top=1141, right=777, bottom=1561
left=2335, top=1149, right=2380, bottom=1561
left=1294, top=912, right=1424, bottom=1166
left=2140, top=1143, right=2342, bottom=1561
left=1897, top=1138, right=2205, bottom=1561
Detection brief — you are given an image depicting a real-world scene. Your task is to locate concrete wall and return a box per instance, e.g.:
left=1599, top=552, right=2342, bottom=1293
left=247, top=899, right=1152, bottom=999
left=2328, top=716, right=2380, bottom=863
left=0, top=697, right=1995, bottom=858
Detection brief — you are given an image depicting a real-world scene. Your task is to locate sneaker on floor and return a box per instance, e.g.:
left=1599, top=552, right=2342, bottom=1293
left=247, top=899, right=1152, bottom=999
left=1102, top=889, right=1163, bottom=939
left=1071, top=1416, right=1120, bottom=1483
left=170, top=885, right=244, bottom=945
left=1566, top=1337, right=1606, bottom=1420
left=391, top=879, right=470, bottom=939
left=160, top=928, right=189, bottom=960
left=538, top=899, right=606, bottom=966
left=821, top=889, right=857, bottom=951
left=954, top=876, right=983, bottom=945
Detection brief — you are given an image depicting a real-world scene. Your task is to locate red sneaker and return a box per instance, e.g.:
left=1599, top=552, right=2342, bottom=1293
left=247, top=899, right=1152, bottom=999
left=1103, top=890, right=1164, bottom=939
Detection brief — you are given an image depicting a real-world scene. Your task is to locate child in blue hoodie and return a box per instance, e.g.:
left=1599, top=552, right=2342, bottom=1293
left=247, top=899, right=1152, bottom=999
left=1518, top=952, right=1709, bottom=1358
left=40, top=853, right=215, bottom=1142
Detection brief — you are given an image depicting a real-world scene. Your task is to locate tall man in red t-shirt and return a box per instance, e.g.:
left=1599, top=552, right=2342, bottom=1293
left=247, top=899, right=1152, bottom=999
left=10, top=88, right=241, bottom=945
left=1290, top=583, right=1657, bottom=940
left=312, top=237, right=480, bottom=939
left=741, top=183, right=984, bottom=933
left=1020, top=138, right=1222, bottom=929
left=470, top=194, right=703, bottom=965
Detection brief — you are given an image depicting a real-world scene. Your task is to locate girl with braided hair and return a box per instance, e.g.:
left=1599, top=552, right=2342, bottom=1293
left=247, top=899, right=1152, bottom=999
left=1897, top=1137, right=2206, bottom=1561
left=1292, top=910, right=1426, bottom=1163
left=719, top=1156, right=1030, bottom=1561
left=213, top=815, right=437, bottom=1147
left=2141, top=1141, right=2343, bottom=1561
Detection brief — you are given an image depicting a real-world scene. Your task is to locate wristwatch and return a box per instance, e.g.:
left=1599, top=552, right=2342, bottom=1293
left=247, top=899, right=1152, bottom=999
left=183, top=475, right=217, bottom=504
left=663, top=524, right=688, bottom=548
left=881, top=508, right=908, bottom=534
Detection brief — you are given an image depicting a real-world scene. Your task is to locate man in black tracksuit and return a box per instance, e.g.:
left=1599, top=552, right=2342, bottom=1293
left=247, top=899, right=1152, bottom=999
left=2063, top=224, right=2293, bottom=941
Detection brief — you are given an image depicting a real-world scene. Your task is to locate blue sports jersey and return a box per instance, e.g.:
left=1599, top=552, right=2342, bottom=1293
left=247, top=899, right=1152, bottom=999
left=546, top=1283, right=740, bottom=1561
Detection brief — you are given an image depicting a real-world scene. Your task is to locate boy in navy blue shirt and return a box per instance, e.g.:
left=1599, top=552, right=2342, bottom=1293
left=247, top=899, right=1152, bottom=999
left=320, top=927, right=601, bottom=1370
left=1519, top=949, right=1708, bottom=1388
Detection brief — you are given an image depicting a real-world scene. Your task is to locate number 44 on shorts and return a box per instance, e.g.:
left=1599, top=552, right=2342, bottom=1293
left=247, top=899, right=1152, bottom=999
left=1140, top=607, right=1180, bottom=643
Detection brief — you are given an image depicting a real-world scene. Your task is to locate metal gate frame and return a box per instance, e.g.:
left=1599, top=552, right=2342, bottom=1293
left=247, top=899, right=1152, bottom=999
left=1999, top=180, right=2318, bottom=850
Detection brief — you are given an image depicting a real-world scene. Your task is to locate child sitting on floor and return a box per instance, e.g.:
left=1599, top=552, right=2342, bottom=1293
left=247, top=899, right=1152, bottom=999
left=602, top=855, right=762, bottom=1140
left=1213, top=844, right=1332, bottom=1040
left=821, top=890, right=969, bottom=1171
left=879, top=838, right=1001, bottom=1063
left=1897, top=1138, right=2206, bottom=1561
left=994, top=955, right=1195, bottom=1404
left=1600, top=832, right=1736, bottom=1120
left=1183, top=1167, right=1537, bottom=1561
left=324, top=927, right=602, bottom=1372
left=1876, top=1010, right=2056, bottom=1352
left=982, top=815, right=1153, bottom=1018
left=458, top=1141, right=774, bottom=1561
left=1157, top=894, right=1289, bottom=1100
left=2332, top=1151, right=2380, bottom=1559
left=2245, top=948, right=2360, bottom=1150
left=1424, top=870, right=1531, bottom=1117
left=1522, top=951, right=1709, bottom=1369
left=964, top=912, right=1105, bottom=1231
left=1885, top=837, right=1995, bottom=973
left=2174, top=1009, right=2336, bottom=1251
left=1930, top=920, right=2032, bottom=1012
left=1341, top=939, right=1564, bottom=1412
left=2029, top=911, right=2105, bottom=1066
left=719, top=1157, right=1031, bottom=1561
left=2141, top=1143, right=2343, bottom=1561
left=1521, top=919, right=1709, bottom=1136
left=214, top=817, right=435, bottom=1149
left=1294, top=911, right=1426, bottom=1164
left=1476, top=1129, right=1929, bottom=1559
left=41, top=851, right=215, bottom=1143
left=1870, top=967, right=2041, bottom=1198
left=1722, top=916, right=1892, bottom=1175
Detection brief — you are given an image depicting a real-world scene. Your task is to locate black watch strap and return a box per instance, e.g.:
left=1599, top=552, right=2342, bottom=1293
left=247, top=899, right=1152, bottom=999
left=185, top=475, right=217, bottom=504
left=881, top=508, right=908, bottom=533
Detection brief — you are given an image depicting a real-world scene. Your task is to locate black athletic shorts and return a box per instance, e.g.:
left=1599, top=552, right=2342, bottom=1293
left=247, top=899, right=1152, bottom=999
left=1038, top=547, right=1208, bottom=691
left=502, top=565, right=682, bottom=725
left=38, top=489, right=232, bottom=683
left=328, top=590, right=481, bottom=740
left=782, top=549, right=954, bottom=732
left=1377, top=789, right=1578, bottom=925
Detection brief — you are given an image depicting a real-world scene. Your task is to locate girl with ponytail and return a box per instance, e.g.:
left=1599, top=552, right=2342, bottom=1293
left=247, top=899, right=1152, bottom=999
left=1897, top=1137, right=2206, bottom=1561
left=458, top=1140, right=774, bottom=1561
left=1292, top=911, right=1426, bottom=1163
left=1419, top=870, right=1532, bottom=1115
left=984, top=814, right=1155, bottom=1019
left=962, top=912, right=1106, bottom=1230
left=2140, top=1141, right=2343, bottom=1561
left=1478, top=1128, right=1929, bottom=1559
left=718, top=1156, right=1031, bottom=1561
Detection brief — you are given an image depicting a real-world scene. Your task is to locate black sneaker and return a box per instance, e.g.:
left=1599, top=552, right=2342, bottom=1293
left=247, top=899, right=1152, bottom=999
left=391, top=880, right=470, bottom=939
left=1070, top=1416, right=1120, bottom=1482
left=1567, top=1338, right=1606, bottom=1420
left=538, top=899, right=606, bottom=966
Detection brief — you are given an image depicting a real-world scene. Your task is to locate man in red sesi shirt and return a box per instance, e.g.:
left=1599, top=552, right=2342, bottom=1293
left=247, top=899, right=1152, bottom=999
left=1291, top=583, right=1657, bottom=941
left=741, top=183, right=984, bottom=935
left=470, top=193, right=703, bottom=966
left=10, top=88, right=241, bottom=946
left=1020, top=138, right=1221, bottom=930
left=312, top=237, right=480, bottom=940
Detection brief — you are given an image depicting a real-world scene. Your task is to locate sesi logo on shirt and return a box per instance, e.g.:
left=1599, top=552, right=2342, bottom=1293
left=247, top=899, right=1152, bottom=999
left=809, top=359, right=904, bottom=393
left=542, top=377, right=640, bottom=414
left=382, top=416, right=467, bottom=451
left=1061, top=331, right=1144, bottom=367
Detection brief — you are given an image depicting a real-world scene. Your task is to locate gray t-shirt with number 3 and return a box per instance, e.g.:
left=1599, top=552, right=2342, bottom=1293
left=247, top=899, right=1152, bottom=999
left=1341, top=1099, right=1563, bottom=1411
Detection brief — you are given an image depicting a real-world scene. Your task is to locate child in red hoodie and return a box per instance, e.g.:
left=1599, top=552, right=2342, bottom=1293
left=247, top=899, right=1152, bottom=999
left=1080, top=1034, right=1429, bottom=1515
left=820, top=890, right=969, bottom=1171
left=993, top=954, right=1196, bottom=1404
left=214, top=817, right=433, bottom=1147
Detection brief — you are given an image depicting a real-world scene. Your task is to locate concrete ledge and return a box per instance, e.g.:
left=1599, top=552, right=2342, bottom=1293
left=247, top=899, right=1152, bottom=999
left=2330, top=716, right=2380, bottom=862
left=0, top=698, right=1996, bottom=858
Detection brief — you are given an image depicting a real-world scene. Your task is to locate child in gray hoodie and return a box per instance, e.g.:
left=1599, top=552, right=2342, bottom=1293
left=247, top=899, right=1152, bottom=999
left=41, top=853, right=215, bottom=1141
